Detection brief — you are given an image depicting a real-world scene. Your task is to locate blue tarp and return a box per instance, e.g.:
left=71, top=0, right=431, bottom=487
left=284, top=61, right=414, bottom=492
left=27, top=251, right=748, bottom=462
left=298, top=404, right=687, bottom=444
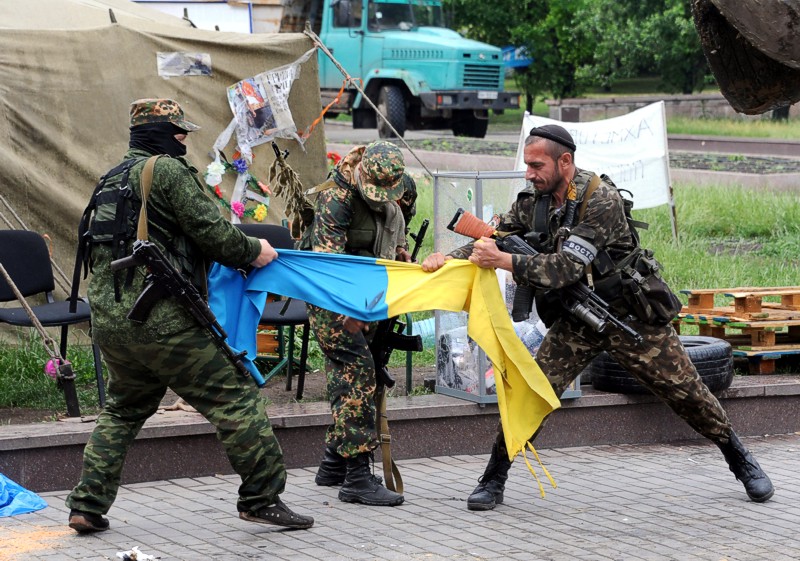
left=0, top=473, right=47, bottom=516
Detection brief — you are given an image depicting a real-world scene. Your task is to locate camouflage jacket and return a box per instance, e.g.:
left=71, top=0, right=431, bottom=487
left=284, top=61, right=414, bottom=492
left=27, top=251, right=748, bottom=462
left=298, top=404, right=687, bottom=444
left=311, top=151, right=405, bottom=259
left=449, top=169, right=636, bottom=291
left=88, top=148, right=261, bottom=346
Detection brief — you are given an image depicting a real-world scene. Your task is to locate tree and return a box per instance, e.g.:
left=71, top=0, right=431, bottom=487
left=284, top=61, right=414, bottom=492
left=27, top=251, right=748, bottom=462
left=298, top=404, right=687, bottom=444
left=446, top=0, right=711, bottom=102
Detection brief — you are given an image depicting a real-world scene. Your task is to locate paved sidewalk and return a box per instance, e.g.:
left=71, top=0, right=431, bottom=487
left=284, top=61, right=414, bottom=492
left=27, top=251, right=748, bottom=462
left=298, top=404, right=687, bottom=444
left=2, top=433, right=799, bottom=561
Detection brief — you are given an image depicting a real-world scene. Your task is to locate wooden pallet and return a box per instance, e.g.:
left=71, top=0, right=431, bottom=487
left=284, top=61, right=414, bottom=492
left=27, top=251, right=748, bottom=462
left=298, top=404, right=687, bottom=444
left=676, top=286, right=800, bottom=374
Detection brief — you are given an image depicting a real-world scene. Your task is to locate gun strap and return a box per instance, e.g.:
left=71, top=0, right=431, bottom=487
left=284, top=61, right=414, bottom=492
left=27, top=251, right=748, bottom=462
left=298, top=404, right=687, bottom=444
left=576, top=174, right=602, bottom=288
left=375, top=385, right=403, bottom=494
left=576, top=173, right=601, bottom=224
left=136, top=155, right=162, bottom=241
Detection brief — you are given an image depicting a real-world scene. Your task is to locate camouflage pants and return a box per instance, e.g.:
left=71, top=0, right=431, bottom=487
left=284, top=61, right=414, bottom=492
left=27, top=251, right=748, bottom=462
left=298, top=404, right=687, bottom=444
left=65, top=326, right=286, bottom=515
left=497, top=315, right=732, bottom=449
left=307, top=304, right=379, bottom=458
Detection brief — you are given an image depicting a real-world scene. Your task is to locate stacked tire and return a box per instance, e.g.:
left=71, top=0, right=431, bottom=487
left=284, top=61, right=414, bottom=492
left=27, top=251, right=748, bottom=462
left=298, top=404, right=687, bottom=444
left=590, top=336, right=734, bottom=395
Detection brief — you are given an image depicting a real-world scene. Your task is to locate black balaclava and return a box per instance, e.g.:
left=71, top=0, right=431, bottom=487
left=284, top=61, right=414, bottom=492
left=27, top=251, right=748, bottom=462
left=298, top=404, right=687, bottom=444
left=129, top=122, right=189, bottom=157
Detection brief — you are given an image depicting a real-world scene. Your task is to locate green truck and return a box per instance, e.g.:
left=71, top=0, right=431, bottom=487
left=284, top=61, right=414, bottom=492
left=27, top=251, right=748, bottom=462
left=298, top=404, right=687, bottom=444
left=314, top=0, right=519, bottom=138
left=137, top=0, right=518, bottom=138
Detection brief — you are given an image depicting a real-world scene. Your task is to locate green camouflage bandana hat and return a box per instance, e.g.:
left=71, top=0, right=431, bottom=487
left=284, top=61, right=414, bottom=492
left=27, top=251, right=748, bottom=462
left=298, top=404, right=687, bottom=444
left=129, top=98, right=201, bottom=132
left=358, top=140, right=405, bottom=202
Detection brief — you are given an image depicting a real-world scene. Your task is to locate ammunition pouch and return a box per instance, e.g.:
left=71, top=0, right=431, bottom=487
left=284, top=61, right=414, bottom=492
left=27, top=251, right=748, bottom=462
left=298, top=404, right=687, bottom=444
left=511, top=284, right=535, bottom=322
left=618, top=248, right=682, bottom=325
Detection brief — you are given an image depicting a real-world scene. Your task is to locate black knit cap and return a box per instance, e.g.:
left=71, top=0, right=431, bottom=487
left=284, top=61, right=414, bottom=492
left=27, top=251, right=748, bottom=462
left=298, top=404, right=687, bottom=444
left=529, top=124, right=576, bottom=151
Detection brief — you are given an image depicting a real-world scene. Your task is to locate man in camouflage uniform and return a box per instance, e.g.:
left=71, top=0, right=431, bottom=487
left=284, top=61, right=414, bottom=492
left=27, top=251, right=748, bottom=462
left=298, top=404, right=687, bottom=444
left=422, top=124, right=774, bottom=510
left=66, top=99, right=313, bottom=532
left=307, top=141, right=409, bottom=507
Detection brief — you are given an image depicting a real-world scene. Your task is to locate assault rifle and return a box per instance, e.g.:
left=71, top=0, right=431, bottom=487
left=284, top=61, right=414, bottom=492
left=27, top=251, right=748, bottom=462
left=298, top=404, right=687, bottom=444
left=368, top=218, right=430, bottom=389
left=447, top=209, right=643, bottom=344
left=111, top=240, right=252, bottom=379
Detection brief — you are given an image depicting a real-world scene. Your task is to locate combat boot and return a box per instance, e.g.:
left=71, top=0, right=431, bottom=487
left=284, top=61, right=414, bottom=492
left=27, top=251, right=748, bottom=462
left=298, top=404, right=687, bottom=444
left=467, top=441, right=512, bottom=511
left=717, top=432, right=774, bottom=502
left=315, top=445, right=347, bottom=486
left=338, top=453, right=404, bottom=506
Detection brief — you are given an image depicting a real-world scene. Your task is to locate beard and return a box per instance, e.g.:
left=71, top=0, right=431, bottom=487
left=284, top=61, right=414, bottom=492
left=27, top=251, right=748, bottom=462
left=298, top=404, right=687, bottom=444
left=528, top=166, right=563, bottom=195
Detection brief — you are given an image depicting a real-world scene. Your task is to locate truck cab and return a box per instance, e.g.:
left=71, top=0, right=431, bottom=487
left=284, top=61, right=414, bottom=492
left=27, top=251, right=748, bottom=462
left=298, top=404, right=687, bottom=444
left=318, top=0, right=519, bottom=138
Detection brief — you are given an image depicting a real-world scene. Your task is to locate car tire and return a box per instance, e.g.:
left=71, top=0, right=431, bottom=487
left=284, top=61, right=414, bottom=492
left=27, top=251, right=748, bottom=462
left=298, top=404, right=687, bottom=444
left=590, top=335, right=734, bottom=395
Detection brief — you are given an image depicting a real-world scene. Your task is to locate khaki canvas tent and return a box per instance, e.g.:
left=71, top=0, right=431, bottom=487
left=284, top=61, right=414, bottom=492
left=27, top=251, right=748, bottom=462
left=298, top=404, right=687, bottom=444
left=0, top=0, right=327, bottom=292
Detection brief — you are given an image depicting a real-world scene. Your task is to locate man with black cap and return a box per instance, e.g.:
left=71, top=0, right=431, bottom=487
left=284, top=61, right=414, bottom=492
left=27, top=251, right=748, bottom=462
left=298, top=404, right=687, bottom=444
left=306, top=140, right=410, bottom=507
left=65, top=98, right=314, bottom=533
left=422, top=124, right=774, bottom=510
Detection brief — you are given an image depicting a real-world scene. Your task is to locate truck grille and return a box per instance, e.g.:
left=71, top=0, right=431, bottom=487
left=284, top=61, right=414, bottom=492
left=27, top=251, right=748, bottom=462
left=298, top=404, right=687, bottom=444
left=389, top=49, right=445, bottom=59
left=463, top=64, right=501, bottom=88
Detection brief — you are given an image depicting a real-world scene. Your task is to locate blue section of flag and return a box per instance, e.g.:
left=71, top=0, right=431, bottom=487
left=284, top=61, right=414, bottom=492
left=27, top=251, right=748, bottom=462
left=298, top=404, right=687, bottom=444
left=207, top=250, right=391, bottom=386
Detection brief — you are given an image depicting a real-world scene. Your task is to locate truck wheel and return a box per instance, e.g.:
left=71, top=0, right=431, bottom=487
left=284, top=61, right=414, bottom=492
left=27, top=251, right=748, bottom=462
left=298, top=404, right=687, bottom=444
left=377, top=85, right=406, bottom=138
left=590, top=336, right=734, bottom=395
left=451, top=110, right=489, bottom=138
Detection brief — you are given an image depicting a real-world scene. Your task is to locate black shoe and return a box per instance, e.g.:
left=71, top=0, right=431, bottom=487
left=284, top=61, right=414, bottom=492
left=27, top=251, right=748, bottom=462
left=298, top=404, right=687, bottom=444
left=338, top=453, right=404, bottom=506
left=315, top=445, right=347, bottom=486
left=239, top=498, right=315, bottom=529
left=717, top=433, right=775, bottom=503
left=466, top=440, right=512, bottom=511
left=467, top=478, right=505, bottom=511
left=68, top=509, right=109, bottom=533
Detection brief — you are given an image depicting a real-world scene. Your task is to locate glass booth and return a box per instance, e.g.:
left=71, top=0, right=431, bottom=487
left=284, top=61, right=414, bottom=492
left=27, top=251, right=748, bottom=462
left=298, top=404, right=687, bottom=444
left=432, top=170, right=581, bottom=404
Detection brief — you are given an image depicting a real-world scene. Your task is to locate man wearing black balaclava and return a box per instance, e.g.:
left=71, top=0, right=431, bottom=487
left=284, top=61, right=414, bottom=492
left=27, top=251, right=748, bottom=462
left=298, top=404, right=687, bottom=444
left=66, top=98, right=314, bottom=534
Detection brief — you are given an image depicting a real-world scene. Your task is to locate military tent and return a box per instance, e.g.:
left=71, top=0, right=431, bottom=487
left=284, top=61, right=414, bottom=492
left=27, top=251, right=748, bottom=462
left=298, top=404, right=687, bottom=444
left=0, top=0, right=327, bottom=291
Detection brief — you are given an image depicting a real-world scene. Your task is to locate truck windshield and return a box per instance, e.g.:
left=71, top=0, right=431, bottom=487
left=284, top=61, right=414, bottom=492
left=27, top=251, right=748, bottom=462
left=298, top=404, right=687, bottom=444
left=411, top=0, right=444, bottom=27
left=368, top=1, right=415, bottom=31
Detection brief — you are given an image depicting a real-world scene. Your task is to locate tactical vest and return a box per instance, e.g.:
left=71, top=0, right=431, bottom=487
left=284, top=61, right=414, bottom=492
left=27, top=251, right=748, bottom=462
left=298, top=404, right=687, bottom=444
left=298, top=173, right=400, bottom=259
left=74, top=156, right=204, bottom=302
left=526, top=171, right=646, bottom=283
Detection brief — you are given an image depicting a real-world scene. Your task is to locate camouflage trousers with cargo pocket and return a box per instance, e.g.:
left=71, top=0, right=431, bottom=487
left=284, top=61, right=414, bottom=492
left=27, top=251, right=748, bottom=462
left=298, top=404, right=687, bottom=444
left=307, top=304, right=380, bottom=458
left=65, top=326, right=286, bottom=515
left=495, top=314, right=732, bottom=449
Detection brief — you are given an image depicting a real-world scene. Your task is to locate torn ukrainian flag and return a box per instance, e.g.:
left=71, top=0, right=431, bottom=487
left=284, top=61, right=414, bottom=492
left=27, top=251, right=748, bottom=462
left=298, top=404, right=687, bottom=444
left=207, top=249, right=561, bottom=467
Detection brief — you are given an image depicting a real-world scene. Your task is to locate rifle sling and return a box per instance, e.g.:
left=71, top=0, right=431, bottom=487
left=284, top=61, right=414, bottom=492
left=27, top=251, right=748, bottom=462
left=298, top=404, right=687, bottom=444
left=137, top=156, right=162, bottom=241
left=375, top=384, right=403, bottom=494
left=576, top=174, right=601, bottom=287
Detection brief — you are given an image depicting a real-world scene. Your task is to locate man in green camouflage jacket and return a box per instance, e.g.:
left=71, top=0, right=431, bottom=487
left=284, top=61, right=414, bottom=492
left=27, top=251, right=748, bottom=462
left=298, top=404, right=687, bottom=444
left=307, top=140, right=409, bottom=507
left=66, top=98, right=313, bottom=533
left=422, top=124, right=774, bottom=510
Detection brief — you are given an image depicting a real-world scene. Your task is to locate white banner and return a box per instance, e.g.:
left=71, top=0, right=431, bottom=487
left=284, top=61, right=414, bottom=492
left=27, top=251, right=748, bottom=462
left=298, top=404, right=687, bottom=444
left=516, top=101, right=671, bottom=209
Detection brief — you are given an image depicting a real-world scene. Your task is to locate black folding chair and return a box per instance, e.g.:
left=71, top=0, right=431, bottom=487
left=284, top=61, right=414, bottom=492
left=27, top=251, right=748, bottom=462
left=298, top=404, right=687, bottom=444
left=236, top=224, right=311, bottom=400
left=0, top=230, right=105, bottom=416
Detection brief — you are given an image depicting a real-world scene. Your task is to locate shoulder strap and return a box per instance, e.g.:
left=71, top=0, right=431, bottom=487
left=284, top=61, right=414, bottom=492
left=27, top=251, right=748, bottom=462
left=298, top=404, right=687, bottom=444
left=577, top=173, right=602, bottom=223
left=575, top=173, right=602, bottom=288
left=136, top=156, right=162, bottom=241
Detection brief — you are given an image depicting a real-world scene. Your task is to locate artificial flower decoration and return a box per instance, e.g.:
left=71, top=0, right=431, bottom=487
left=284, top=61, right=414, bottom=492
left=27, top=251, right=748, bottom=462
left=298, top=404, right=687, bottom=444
left=254, top=204, right=268, bottom=222
left=231, top=201, right=245, bottom=218
left=205, top=159, right=226, bottom=187
left=327, top=151, right=342, bottom=169
left=204, top=153, right=271, bottom=221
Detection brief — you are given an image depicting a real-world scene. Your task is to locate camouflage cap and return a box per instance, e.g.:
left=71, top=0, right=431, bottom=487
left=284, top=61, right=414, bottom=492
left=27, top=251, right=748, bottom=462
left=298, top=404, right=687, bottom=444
left=358, top=140, right=405, bottom=202
left=129, top=98, right=200, bottom=132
